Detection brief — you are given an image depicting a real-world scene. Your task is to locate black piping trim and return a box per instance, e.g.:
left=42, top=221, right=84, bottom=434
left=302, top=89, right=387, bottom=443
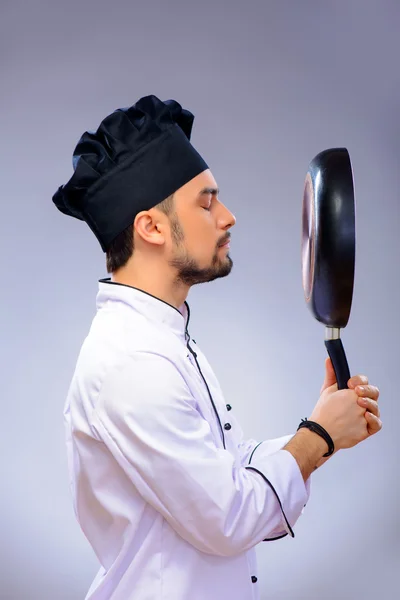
left=185, top=305, right=226, bottom=449
left=262, top=532, right=288, bottom=542
left=98, top=278, right=190, bottom=329
left=188, top=342, right=226, bottom=450
left=245, top=466, right=295, bottom=538
left=184, top=301, right=192, bottom=337
left=184, top=299, right=191, bottom=329
left=248, top=442, right=263, bottom=465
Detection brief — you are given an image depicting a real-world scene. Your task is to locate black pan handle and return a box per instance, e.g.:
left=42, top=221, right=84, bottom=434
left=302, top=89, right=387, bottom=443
left=324, top=338, right=351, bottom=390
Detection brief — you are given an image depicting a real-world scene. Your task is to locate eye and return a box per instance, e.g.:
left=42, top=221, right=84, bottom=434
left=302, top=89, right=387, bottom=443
left=202, top=195, right=212, bottom=211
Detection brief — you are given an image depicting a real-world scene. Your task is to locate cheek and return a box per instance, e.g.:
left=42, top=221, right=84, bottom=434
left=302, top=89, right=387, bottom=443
left=195, top=223, right=216, bottom=251
left=184, top=230, right=212, bottom=261
left=177, top=212, right=217, bottom=256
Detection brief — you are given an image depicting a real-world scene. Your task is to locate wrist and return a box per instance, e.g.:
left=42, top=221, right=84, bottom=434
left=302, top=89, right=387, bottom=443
left=295, top=426, right=329, bottom=458
left=283, top=427, right=329, bottom=482
left=297, top=418, right=335, bottom=457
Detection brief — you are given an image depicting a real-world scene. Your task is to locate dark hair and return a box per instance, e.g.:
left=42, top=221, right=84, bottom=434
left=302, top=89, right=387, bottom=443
left=106, top=194, right=175, bottom=273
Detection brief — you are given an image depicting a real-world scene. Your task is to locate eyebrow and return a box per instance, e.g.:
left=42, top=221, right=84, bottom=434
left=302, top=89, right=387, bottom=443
left=197, top=187, right=220, bottom=197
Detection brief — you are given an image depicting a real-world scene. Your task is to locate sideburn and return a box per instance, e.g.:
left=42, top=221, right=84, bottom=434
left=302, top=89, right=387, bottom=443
left=169, top=213, right=185, bottom=245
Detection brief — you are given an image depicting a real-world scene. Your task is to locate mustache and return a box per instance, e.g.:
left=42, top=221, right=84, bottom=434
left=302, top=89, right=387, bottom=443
left=217, top=233, right=231, bottom=248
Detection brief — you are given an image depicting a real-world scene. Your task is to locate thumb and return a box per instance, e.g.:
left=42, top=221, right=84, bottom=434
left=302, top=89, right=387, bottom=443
left=320, top=357, right=337, bottom=393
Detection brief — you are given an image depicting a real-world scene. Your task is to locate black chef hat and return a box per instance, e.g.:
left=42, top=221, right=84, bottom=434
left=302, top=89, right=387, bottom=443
left=52, top=94, right=209, bottom=251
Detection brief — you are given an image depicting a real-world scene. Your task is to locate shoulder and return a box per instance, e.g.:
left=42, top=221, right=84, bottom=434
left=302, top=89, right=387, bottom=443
left=71, top=303, right=192, bottom=419
left=94, top=351, right=196, bottom=428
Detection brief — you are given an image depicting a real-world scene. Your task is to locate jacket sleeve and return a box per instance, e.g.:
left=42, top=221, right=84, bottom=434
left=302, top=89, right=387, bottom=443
left=92, top=352, right=311, bottom=557
left=237, top=434, right=311, bottom=540
left=238, top=435, right=293, bottom=467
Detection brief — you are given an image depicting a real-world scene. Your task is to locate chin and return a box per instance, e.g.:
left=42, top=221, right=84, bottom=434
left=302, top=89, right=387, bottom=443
left=210, top=257, right=233, bottom=280
left=173, top=254, right=233, bottom=287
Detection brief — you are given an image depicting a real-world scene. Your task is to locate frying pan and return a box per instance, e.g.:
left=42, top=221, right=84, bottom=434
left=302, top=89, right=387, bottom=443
left=301, top=148, right=356, bottom=390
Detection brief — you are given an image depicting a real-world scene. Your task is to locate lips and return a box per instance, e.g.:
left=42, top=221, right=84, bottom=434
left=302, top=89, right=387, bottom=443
left=218, top=235, right=231, bottom=248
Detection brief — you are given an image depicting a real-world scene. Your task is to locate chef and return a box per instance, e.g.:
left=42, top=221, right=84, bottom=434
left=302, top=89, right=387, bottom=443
left=53, top=94, right=381, bottom=600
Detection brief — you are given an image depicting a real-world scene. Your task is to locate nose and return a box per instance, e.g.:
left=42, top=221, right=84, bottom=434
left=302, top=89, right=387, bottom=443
left=218, top=202, right=236, bottom=230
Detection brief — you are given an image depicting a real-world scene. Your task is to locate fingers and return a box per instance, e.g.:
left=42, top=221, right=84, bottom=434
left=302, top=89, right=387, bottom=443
left=348, top=374, right=369, bottom=389
left=357, top=397, right=380, bottom=418
left=355, top=384, right=380, bottom=402
left=356, top=389, right=382, bottom=437
left=364, top=411, right=382, bottom=436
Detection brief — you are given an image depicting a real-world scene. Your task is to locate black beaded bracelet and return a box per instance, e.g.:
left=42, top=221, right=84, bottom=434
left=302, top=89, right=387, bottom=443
left=297, top=418, right=335, bottom=457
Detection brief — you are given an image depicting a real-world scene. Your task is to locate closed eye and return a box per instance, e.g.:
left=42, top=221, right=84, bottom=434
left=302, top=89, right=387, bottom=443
left=197, top=186, right=219, bottom=212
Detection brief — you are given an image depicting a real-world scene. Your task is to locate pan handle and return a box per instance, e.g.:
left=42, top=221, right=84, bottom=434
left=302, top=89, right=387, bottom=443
left=324, top=330, right=351, bottom=390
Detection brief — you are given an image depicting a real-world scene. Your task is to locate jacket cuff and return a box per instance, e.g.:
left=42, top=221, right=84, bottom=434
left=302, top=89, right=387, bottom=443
left=246, top=442, right=311, bottom=539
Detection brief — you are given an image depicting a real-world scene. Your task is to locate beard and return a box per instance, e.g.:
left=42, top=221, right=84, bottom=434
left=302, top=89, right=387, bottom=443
left=170, top=249, right=233, bottom=286
left=167, top=215, right=233, bottom=286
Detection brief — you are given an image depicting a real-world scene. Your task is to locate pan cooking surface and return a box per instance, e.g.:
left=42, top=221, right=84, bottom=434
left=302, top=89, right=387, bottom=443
left=301, top=148, right=356, bottom=329
left=302, top=172, right=315, bottom=303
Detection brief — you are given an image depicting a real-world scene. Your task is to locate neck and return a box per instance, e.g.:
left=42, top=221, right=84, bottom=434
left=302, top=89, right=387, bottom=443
left=111, top=258, right=190, bottom=309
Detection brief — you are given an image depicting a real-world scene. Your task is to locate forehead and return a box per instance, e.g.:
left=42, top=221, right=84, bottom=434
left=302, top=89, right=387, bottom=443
left=177, top=169, right=219, bottom=199
left=195, top=169, right=218, bottom=190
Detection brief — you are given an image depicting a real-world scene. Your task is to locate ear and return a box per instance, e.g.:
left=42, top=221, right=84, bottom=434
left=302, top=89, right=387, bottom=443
left=134, top=211, right=165, bottom=246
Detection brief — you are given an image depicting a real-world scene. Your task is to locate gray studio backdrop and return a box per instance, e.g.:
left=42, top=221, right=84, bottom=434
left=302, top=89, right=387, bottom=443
left=1, top=1, right=399, bottom=599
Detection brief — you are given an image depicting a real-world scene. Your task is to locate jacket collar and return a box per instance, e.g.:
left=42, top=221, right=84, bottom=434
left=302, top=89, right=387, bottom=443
left=96, top=278, right=190, bottom=338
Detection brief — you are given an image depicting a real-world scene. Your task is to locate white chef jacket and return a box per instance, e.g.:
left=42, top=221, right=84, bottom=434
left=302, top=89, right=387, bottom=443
left=64, top=279, right=311, bottom=600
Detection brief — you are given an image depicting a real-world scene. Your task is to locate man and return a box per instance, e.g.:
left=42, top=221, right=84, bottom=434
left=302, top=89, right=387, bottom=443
left=53, top=95, right=381, bottom=600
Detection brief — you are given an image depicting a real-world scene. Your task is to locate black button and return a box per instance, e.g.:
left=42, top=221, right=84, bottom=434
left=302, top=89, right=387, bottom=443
left=251, top=576, right=258, bottom=583
left=224, top=423, right=232, bottom=431
left=226, top=404, right=232, bottom=411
